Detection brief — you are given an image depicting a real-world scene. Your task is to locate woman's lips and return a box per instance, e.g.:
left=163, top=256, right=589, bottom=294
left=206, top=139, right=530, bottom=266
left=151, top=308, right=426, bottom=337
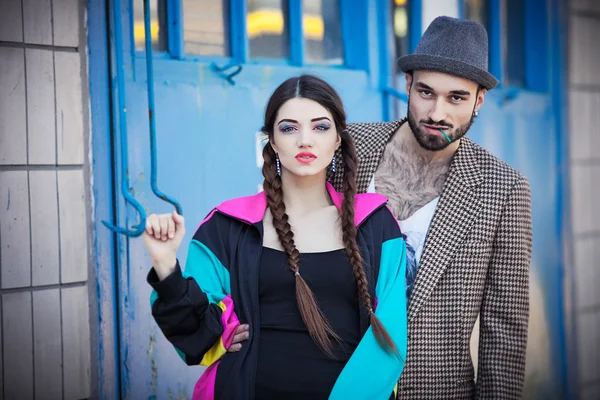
left=295, top=152, right=317, bottom=163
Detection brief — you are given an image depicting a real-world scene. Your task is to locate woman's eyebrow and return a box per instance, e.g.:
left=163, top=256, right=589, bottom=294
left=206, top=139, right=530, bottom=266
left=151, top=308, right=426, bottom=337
left=276, top=118, right=298, bottom=125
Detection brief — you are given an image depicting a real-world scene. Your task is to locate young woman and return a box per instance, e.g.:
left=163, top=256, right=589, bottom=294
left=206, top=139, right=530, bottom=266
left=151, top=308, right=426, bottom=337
left=143, top=75, right=407, bottom=400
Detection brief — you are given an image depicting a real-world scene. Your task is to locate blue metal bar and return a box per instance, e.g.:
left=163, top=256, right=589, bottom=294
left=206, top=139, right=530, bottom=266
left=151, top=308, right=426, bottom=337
left=377, top=0, right=391, bottom=86
left=167, top=0, right=184, bottom=59
left=524, top=0, right=548, bottom=91
left=379, top=0, right=411, bottom=121
left=289, top=0, right=304, bottom=66
left=384, top=86, right=409, bottom=103
left=549, top=0, right=573, bottom=396
left=340, top=0, right=369, bottom=71
left=458, top=0, right=465, bottom=19
left=229, top=0, right=248, bottom=62
left=377, top=0, right=392, bottom=121
left=409, top=0, right=423, bottom=53
left=102, top=0, right=147, bottom=237
left=143, top=0, right=183, bottom=215
left=488, top=0, right=503, bottom=86
left=89, top=0, right=121, bottom=396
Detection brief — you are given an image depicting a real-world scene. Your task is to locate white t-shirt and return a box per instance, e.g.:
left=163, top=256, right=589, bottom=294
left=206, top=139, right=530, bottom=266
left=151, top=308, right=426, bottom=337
left=399, top=197, right=438, bottom=265
left=368, top=177, right=438, bottom=301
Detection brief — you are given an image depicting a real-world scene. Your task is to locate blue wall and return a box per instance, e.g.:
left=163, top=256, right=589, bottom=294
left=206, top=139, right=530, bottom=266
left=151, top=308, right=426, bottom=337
left=89, top=0, right=568, bottom=398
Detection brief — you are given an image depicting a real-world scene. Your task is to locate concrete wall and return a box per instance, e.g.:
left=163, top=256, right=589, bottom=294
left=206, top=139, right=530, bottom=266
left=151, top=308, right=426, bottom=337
left=568, top=0, right=600, bottom=399
left=0, top=0, right=92, bottom=398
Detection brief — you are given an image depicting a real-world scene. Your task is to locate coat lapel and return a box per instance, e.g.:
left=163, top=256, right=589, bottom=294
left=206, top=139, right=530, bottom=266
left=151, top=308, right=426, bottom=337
left=407, top=137, right=483, bottom=321
left=333, top=120, right=404, bottom=193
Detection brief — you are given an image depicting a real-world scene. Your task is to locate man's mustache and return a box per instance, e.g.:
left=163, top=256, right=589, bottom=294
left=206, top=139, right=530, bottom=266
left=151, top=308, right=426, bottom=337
left=420, top=119, right=453, bottom=129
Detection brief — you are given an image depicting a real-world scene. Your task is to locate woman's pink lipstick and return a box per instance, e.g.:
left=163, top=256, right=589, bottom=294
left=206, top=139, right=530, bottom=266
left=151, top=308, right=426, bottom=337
left=295, top=152, right=317, bottom=164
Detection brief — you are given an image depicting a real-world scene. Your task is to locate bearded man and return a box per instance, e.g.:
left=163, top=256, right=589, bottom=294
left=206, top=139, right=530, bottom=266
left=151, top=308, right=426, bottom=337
left=333, top=16, right=532, bottom=400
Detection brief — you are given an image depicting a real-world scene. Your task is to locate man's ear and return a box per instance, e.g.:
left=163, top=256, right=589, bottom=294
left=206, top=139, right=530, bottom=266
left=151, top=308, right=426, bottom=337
left=474, top=88, right=486, bottom=113
left=405, top=72, right=413, bottom=95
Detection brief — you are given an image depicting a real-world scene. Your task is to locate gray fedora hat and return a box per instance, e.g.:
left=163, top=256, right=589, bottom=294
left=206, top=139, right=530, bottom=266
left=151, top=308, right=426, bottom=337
left=398, top=16, right=498, bottom=90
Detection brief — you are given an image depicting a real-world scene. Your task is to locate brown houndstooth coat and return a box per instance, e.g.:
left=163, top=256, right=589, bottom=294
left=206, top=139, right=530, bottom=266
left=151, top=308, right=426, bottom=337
left=330, top=120, right=532, bottom=399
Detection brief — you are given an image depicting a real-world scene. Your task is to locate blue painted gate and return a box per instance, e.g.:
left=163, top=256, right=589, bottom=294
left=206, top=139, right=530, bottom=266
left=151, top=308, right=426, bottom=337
left=102, top=1, right=391, bottom=398
left=90, top=0, right=568, bottom=398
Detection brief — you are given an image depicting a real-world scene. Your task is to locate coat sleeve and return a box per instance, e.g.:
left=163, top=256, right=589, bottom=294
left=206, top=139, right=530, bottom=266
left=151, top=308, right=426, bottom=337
left=147, top=211, right=240, bottom=367
left=476, top=176, right=532, bottom=399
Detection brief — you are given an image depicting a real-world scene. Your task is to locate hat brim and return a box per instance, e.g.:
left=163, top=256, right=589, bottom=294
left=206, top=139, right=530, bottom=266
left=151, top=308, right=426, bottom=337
left=398, top=54, right=498, bottom=90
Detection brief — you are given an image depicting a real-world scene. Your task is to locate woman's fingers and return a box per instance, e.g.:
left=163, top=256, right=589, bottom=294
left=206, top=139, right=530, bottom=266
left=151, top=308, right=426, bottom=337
left=145, top=213, right=182, bottom=242
left=145, top=215, right=154, bottom=235
left=150, top=215, right=162, bottom=240
left=167, top=215, right=175, bottom=239
left=171, top=211, right=186, bottom=241
left=172, top=210, right=184, bottom=226
left=159, top=215, right=170, bottom=241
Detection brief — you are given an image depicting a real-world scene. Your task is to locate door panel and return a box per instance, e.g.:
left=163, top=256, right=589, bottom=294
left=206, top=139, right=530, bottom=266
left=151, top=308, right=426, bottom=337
left=111, top=2, right=383, bottom=398
left=105, top=1, right=565, bottom=398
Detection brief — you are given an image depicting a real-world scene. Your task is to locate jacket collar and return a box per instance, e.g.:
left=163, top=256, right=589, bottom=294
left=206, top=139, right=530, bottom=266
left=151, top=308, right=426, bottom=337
left=215, top=182, right=387, bottom=227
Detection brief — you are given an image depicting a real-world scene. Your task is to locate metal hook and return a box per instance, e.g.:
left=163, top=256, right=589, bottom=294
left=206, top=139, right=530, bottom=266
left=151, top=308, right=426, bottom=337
left=143, top=0, right=183, bottom=216
left=102, top=0, right=147, bottom=237
left=210, top=61, right=243, bottom=85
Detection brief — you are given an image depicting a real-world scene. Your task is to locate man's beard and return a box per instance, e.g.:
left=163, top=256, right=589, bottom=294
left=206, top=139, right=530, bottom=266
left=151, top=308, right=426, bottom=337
left=406, top=101, right=475, bottom=151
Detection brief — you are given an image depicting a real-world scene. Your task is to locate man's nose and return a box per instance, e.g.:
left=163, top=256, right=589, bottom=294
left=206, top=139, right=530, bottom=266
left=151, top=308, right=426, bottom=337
left=428, top=99, right=448, bottom=123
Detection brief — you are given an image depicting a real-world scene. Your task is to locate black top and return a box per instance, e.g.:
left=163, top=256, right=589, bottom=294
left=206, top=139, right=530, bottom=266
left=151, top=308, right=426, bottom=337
left=255, top=247, right=362, bottom=399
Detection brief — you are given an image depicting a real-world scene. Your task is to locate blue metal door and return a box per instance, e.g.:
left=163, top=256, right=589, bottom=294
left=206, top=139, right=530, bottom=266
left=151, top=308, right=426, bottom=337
left=105, top=1, right=388, bottom=398
left=92, top=0, right=568, bottom=398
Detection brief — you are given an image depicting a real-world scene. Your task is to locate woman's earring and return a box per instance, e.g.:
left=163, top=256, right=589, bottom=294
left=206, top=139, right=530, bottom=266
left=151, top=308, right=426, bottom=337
left=276, top=154, right=281, bottom=176
left=331, top=156, right=336, bottom=173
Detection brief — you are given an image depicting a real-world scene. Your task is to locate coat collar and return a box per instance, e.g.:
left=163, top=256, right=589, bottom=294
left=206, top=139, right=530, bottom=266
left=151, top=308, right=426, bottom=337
left=333, top=120, right=404, bottom=194
left=342, top=119, right=482, bottom=193
left=214, top=182, right=388, bottom=227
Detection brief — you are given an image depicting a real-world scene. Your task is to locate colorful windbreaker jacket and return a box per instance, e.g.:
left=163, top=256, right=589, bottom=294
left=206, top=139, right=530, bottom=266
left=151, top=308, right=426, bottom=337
left=148, top=183, right=408, bottom=400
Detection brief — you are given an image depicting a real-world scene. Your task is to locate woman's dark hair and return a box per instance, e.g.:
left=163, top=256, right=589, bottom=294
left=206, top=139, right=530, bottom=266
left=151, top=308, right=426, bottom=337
left=261, top=75, right=397, bottom=357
